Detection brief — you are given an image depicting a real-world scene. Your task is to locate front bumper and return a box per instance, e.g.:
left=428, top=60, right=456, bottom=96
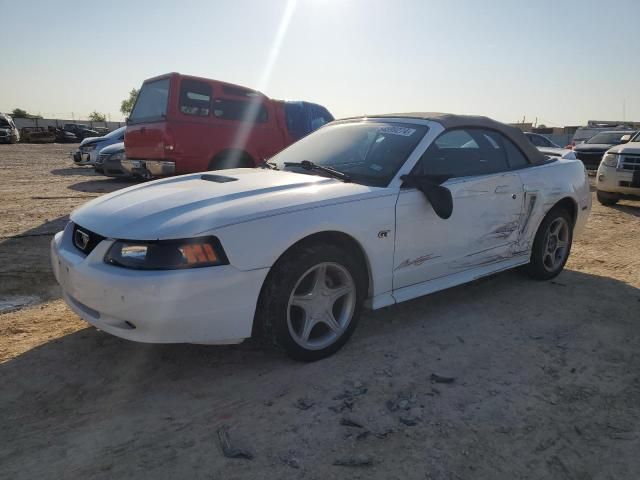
left=95, top=154, right=131, bottom=178
left=51, top=222, right=268, bottom=344
left=122, top=159, right=176, bottom=178
left=596, top=163, right=640, bottom=196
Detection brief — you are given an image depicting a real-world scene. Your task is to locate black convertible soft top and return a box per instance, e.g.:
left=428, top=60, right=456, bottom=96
left=344, top=112, right=549, bottom=165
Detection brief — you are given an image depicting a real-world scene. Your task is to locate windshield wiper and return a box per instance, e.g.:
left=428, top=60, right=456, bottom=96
left=258, top=160, right=279, bottom=170
left=283, top=160, right=351, bottom=183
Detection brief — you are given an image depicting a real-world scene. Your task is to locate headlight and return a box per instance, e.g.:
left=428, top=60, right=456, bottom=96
left=108, top=151, right=125, bottom=161
left=602, top=153, right=620, bottom=168
left=104, top=236, right=228, bottom=270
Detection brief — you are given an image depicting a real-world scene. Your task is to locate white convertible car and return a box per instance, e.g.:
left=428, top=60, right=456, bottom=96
left=51, top=113, right=591, bottom=361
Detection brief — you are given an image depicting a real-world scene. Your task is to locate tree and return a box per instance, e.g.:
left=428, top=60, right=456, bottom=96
left=88, top=111, right=107, bottom=122
left=11, top=108, right=41, bottom=119
left=120, top=88, right=139, bottom=117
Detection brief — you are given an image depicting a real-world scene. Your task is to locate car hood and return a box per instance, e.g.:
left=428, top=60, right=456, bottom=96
left=80, top=136, right=102, bottom=146
left=71, top=169, right=381, bottom=240
left=537, top=147, right=575, bottom=158
left=607, top=142, right=640, bottom=155
left=98, top=141, right=124, bottom=154
left=574, top=143, right=615, bottom=152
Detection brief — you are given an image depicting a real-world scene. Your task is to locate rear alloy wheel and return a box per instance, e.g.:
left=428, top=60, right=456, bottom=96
left=258, top=244, right=366, bottom=361
left=525, top=208, right=573, bottom=280
left=596, top=190, right=620, bottom=206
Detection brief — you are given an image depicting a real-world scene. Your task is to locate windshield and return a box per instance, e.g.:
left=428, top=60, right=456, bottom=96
left=272, top=121, right=428, bottom=187
left=586, top=132, right=633, bottom=144
left=0, top=118, right=10, bottom=128
left=129, top=78, right=170, bottom=123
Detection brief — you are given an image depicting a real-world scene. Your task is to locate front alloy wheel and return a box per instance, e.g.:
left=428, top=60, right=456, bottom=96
left=258, top=243, right=366, bottom=361
left=287, top=262, right=356, bottom=351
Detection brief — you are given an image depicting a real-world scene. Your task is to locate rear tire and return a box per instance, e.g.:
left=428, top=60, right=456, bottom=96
left=525, top=208, right=573, bottom=281
left=596, top=190, right=619, bottom=206
left=257, top=243, right=367, bottom=362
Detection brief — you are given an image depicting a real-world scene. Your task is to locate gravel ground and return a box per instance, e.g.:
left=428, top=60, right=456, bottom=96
left=0, top=143, right=639, bottom=479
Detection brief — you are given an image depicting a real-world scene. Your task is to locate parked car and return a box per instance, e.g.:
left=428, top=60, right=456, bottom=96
left=123, top=73, right=334, bottom=178
left=50, top=127, right=78, bottom=143
left=596, top=131, right=640, bottom=205
left=524, top=132, right=576, bottom=159
left=0, top=113, right=19, bottom=143
left=94, top=142, right=129, bottom=178
left=63, top=123, right=100, bottom=141
left=51, top=113, right=591, bottom=361
left=525, top=132, right=561, bottom=148
left=569, top=125, right=634, bottom=148
left=72, top=126, right=126, bottom=165
left=93, top=127, right=111, bottom=135
left=573, top=130, right=636, bottom=168
left=19, top=127, right=55, bottom=143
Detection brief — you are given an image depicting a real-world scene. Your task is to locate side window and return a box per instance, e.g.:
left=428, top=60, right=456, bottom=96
left=213, top=98, right=268, bottom=123
left=179, top=80, right=211, bottom=116
left=415, top=128, right=509, bottom=177
left=502, top=136, right=529, bottom=168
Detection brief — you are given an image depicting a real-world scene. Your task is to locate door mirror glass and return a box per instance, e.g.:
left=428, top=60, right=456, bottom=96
left=401, top=174, right=453, bottom=219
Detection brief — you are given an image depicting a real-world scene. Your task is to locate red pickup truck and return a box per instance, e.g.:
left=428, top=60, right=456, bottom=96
left=122, top=73, right=334, bottom=177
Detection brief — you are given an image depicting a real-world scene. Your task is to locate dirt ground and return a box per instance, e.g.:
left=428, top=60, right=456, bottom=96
left=1, top=143, right=639, bottom=479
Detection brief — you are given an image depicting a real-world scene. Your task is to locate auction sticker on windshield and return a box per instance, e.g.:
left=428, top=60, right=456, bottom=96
left=378, top=126, right=417, bottom=136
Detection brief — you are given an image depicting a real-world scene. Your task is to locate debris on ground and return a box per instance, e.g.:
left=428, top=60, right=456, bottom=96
left=293, top=397, right=315, bottom=410
left=399, top=416, right=420, bottom=426
left=333, top=381, right=368, bottom=400
left=217, top=427, right=254, bottom=460
left=386, top=392, right=417, bottom=412
left=280, top=452, right=301, bottom=469
left=333, top=455, right=373, bottom=467
left=340, top=417, right=364, bottom=428
left=430, top=373, right=456, bottom=384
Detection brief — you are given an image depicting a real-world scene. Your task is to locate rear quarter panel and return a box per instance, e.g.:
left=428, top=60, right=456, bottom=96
left=517, top=159, right=591, bottom=251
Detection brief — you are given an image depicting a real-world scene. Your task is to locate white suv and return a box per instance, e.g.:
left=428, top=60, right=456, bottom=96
left=596, top=132, right=640, bottom=205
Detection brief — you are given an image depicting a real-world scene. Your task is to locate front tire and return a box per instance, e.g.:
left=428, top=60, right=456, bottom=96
left=257, top=244, right=366, bottom=361
left=525, top=208, right=573, bottom=280
left=596, top=190, right=619, bottom=206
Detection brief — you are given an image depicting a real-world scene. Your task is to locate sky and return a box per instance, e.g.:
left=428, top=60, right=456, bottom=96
left=1, top=0, right=639, bottom=126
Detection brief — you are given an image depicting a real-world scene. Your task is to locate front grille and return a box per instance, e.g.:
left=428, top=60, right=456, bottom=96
left=575, top=151, right=604, bottom=166
left=72, top=224, right=105, bottom=255
left=621, top=155, right=640, bottom=171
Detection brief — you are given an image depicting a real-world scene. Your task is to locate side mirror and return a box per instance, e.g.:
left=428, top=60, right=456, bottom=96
left=620, top=134, right=631, bottom=143
left=401, top=174, right=453, bottom=219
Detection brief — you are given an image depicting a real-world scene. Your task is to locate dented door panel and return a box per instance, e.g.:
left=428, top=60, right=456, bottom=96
left=393, top=172, right=524, bottom=290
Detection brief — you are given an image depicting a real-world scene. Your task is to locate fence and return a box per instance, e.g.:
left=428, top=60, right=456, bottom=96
left=12, top=117, right=125, bottom=131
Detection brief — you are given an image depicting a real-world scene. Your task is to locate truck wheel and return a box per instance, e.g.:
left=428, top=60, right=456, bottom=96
left=525, top=208, right=573, bottom=281
left=257, top=244, right=366, bottom=361
left=596, top=190, right=619, bottom=206
left=208, top=151, right=254, bottom=170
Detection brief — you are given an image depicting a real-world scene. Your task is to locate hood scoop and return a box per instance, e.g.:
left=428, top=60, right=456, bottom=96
left=200, top=174, right=238, bottom=183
